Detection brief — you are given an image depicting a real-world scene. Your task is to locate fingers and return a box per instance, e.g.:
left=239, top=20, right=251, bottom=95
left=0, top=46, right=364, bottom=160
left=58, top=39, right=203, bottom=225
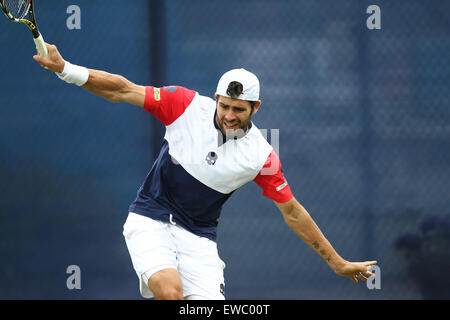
left=33, top=47, right=45, bottom=61
left=33, top=54, right=47, bottom=69
left=363, top=261, right=377, bottom=276
left=34, top=42, right=54, bottom=59
left=33, top=43, right=65, bottom=71
left=45, top=43, right=57, bottom=55
left=362, top=269, right=373, bottom=278
left=33, top=44, right=53, bottom=69
left=349, top=262, right=378, bottom=284
left=357, top=272, right=368, bottom=282
left=341, top=260, right=378, bottom=284
left=355, top=263, right=378, bottom=283
left=33, top=54, right=44, bottom=66
left=350, top=261, right=377, bottom=276
left=353, top=261, right=377, bottom=266
left=349, top=272, right=369, bottom=284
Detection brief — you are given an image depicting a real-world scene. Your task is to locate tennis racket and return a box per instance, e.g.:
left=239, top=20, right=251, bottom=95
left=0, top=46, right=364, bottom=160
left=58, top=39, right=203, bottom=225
left=0, top=0, right=47, bottom=57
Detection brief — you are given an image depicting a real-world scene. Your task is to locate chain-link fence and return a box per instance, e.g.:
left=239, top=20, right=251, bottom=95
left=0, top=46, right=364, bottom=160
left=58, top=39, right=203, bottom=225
left=0, top=0, right=449, bottom=299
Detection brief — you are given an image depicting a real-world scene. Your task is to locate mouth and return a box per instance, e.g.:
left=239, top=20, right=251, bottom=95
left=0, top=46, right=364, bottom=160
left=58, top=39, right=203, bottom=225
left=223, top=121, right=239, bottom=130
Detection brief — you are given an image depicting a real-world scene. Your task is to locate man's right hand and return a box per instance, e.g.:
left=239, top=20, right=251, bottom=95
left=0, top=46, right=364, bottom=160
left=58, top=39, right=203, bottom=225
left=33, top=43, right=66, bottom=73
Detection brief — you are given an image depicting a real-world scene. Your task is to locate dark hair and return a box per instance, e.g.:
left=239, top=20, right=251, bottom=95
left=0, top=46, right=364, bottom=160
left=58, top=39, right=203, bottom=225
left=226, top=81, right=258, bottom=112
left=226, top=81, right=244, bottom=98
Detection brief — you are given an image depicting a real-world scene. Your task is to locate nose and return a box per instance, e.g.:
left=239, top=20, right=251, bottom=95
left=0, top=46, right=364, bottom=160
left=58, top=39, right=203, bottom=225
left=224, top=109, right=237, bottom=122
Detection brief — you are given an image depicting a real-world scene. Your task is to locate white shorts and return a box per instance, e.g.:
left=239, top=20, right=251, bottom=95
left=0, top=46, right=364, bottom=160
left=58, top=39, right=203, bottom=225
left=122, top=212, right=226, bottom=299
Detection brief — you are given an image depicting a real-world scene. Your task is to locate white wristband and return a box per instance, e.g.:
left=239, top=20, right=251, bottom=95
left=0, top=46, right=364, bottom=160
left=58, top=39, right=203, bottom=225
left=56, top=61, right=89, bottom=87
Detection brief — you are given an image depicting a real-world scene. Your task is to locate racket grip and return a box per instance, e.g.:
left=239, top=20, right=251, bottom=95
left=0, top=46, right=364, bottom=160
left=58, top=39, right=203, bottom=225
left=34, top=34, right=48, bottom=58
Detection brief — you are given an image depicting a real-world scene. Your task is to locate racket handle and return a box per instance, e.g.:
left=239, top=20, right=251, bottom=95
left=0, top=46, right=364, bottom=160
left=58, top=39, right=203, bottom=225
left=34, top=34, right=48, bottom=58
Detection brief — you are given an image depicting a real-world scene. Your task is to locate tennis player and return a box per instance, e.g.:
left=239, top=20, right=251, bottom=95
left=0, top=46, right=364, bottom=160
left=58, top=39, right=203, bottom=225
left=34, top=43, right=377, bottom=300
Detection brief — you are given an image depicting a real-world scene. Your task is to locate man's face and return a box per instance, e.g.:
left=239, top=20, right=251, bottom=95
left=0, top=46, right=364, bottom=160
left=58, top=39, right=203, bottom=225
left=215, top=95, right=260, bottom=136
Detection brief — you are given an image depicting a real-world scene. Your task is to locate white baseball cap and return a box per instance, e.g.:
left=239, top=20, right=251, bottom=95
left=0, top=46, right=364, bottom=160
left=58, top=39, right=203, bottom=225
left=215, top=68, right=260, bottom=101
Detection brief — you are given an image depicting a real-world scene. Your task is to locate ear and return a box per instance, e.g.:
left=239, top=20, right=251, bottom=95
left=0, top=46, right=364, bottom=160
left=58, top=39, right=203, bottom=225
left=251, top=100, right=262, bottom=115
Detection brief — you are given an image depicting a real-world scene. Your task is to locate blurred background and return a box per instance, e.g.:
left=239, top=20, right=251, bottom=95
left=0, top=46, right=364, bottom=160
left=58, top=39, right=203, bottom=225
left=0, top=0, right=449, bottom=299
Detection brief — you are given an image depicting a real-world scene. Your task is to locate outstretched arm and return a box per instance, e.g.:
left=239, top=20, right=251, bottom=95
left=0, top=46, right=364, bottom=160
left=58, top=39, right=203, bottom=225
left=33, top=43, right=145, bottom=107
left=275, top=197, right=377, bottom=283
left=82, top=69, right=145, bottom=106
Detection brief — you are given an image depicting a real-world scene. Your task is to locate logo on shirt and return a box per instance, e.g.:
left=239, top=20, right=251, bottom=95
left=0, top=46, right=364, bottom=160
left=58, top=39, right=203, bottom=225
left=154, top=88, right=161, bottom=101
left=206, top=152, right=218, bottom=165
left=163, top=86, right=177, bottom=93
left=276, top=181, right=288, bottom=191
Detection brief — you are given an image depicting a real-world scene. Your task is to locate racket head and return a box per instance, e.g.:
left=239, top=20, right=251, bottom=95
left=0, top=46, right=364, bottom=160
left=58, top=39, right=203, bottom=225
left=0, top=0, right=31, bottom=21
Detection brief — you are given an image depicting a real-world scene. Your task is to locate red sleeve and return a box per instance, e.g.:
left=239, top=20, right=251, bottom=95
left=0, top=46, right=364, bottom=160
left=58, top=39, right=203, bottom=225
left=253, top=150, right=294, bottom=203
left=144, top=86, right=196, bottom=126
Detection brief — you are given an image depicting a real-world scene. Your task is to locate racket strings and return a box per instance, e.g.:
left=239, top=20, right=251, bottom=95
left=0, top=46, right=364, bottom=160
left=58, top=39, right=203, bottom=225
left=3, top=0, right=29, bottom=19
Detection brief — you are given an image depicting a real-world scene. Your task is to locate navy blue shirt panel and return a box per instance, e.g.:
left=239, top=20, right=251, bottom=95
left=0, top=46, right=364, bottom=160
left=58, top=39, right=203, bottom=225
left=129, top=140, right=233, bottom=241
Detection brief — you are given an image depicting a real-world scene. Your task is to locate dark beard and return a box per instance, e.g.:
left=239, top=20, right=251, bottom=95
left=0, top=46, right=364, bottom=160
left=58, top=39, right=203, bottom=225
left=216, top=115, right=250, bottom=139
